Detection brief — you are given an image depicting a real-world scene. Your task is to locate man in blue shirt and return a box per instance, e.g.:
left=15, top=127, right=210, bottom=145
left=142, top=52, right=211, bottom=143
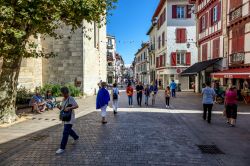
left=202, top=81, right=216, bottom=123
left=170, top=80, right=177, bottom=98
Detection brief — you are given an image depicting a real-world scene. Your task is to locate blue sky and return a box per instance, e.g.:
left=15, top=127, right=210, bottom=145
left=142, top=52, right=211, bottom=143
left=107, top=0, right=159, bottom=64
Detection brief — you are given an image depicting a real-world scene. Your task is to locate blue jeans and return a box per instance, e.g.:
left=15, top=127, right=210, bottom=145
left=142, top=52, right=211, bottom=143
left=128, top=96, right=133, bottom=105
left=171, top=89, right=176, bottom=97
left=145, top=96, right=149, bottom=105
left=60, top=124, right=79, bottom=149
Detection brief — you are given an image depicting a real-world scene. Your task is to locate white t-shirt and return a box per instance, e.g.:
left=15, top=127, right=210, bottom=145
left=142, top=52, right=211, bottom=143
left=61, top=96, right=78, bottom=124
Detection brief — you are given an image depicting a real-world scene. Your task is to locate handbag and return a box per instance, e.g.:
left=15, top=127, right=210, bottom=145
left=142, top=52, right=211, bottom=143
left=59, top=98, right=72, bottom=122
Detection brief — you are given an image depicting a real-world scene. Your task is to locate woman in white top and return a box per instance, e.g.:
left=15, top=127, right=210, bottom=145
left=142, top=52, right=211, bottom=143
left=112, top=83, right=119, bottom=114
left=56, top=87, right=79, bottom=154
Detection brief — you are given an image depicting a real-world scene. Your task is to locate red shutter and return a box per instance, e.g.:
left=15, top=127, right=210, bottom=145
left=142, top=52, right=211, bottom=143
left=182, top=29, right=186, bottom=43
left=202, top=44, right=208, bottom=61
left=199, top=18, right=202, bottom=33
left=235, top=26, right=245, bottom=52
left=176, top=29, right=180, bottom=43
left=172, top=5, right=177, bottom=18
left=210, top=9, right=213, bottom=26
left=218, top=2, right=221, bottom=21
left=171, top=52, right=177, bottom=66
left=187, top=5, right=192, bottom=18
left=205, top=13, right=208, bottom=29
left=186, top=52, right=191, bottom=65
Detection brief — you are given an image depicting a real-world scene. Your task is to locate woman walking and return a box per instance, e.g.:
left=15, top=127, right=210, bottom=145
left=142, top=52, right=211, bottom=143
left=126, top=83, right=134, bottom=107
left=96, top=82, right=110, bottom=124
left=202, top=81, right=216, bottom=124
left=112, top=83, right=119, bottom=114
left=144, top=84, right=150, bottom=106
left=165, top=86, right=171, bottom=108
left=225, top=86, right=238, bottom=127
left=150, top=83, right=158, bottom=106
left=56, top=87, right=79, bottom=154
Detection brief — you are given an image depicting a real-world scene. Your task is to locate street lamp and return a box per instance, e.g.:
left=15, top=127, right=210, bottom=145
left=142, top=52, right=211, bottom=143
left=186, top=39, right=196, bottom=48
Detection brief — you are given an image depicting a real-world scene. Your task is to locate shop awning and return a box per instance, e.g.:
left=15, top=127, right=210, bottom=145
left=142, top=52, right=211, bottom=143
left=181, top=58, right=222, bottom=76
left=211, top=68, right=250, bottom=79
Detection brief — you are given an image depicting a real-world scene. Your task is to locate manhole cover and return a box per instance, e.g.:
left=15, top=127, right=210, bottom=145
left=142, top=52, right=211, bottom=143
left=197, top=145, right=224, bottom=154
left=29, top=135, right=49, bottom=141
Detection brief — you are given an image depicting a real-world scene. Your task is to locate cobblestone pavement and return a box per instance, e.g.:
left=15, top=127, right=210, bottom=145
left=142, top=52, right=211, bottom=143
left=0, top=91, right=250, bottom=166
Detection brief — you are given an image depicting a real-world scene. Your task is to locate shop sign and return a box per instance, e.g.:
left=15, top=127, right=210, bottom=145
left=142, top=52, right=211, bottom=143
left=224, top=74, right=233, bottom=78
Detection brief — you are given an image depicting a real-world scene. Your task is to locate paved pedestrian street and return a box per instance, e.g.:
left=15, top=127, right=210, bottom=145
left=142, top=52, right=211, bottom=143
left=0, top=91, right=250, bottom=166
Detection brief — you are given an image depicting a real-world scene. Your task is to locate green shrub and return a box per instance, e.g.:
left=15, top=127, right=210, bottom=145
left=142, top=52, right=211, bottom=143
left=65, top=84, right=81, bottom=97
left=41, top=83, right=81, bottom=97
left=41, top=84, right=61, bottom=97
left=16, top=86, right=33, bottom=105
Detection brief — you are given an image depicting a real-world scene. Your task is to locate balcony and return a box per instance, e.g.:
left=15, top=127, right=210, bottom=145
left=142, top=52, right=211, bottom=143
left=148, top=45, right=155, bottom=53
left=107, top=44, right=113, bottom=49
left=229, top=53, right=245, bottom=66
left=229, top=7, right=242, bottom=22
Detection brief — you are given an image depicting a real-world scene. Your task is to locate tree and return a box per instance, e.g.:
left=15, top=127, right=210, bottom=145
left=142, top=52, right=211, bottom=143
left=0, top=0, right=117, bottom=123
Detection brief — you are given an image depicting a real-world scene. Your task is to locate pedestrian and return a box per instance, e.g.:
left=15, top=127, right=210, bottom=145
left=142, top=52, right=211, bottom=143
left=202, top=81, right=216, bottom=124
left=165, top=86, right=171, bottom=108
left=150, top=82, right=158, bottom=106
left=126, top=83, right=134, bottom=107
left=136, top=82, right=144, bottom=107
left=225, top=86, right=238, bottom=127
left=96, top=82, right=110, bottom=124
left=144, top=84, right=150, bottom=106
left=170, top=80, right=177, bottom=98
left=56, top=87, right=79, bottom=154
left=112, top=83, right=119, bottom=114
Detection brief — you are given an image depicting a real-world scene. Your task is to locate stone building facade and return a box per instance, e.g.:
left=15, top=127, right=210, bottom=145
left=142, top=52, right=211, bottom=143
left=42, top=21, right=107, bottom=95
left=1, top=21, right=107, bottom=95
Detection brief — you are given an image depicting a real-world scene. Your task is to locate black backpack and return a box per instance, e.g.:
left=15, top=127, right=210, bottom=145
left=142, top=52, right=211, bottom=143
left=113, top=89, right=118, bottom=100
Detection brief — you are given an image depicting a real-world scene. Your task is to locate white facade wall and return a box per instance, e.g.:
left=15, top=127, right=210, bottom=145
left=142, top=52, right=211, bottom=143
left=155, top=0, right=198, bottom=90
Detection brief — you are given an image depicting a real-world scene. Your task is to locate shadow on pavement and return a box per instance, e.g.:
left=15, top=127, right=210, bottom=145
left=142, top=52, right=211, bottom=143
left=0, top=109, right=250, bottom=166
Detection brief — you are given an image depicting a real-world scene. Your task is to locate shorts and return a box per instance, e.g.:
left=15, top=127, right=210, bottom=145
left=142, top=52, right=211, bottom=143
left=226, top=104, right=237, bottom=119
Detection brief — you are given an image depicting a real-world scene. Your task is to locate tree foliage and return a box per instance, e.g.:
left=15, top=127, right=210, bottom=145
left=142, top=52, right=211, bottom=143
left=0, top=0, right=117, bottom=59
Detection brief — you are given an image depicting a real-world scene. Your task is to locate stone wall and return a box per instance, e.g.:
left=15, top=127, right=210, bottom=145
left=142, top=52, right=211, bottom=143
left=42, top=26, right=84, bottom=87
left=18, top=58, right=43, bottom=90
left=82, top=21, right=107, bottom=95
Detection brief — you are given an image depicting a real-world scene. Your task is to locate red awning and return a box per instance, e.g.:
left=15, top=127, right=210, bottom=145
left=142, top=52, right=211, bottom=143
left=211, top=68, right=250, bottom=79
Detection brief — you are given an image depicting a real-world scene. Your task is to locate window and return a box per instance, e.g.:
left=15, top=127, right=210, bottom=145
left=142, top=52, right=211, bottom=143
left=157, top=8, right=166, bottom=29
left=162, top=32, right=165, bottom=47
left=173, top=5, right=192, bottom=19
left=108, top=38, right=112, bottom=46
left=176, top=28, right=186, bottom=43
left=177, top=52, right=186, bottom=65
left=213, top=6, right=218, bottom=23
left=158, top=36, right=161, bottom=49
left=201, top=15, right=206, bottom=30
left=177, top=6, right=185, bottom=18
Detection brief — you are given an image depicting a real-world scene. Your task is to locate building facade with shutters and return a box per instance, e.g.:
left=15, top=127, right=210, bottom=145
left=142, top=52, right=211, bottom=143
left=106, top=35, right=116, bottom=84
left=210, top=0, right=250, bottom=95
left=181, top=0, right=229, bottom=92
left=151, top=0, right=198, bottom=90
left=134, top=43, right=150, bottom=85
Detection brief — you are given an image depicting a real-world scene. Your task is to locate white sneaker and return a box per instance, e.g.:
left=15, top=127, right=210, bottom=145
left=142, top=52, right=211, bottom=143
left=166, top=105, right=168, bottom=108
left=56, top=149, right=65, bottom=154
